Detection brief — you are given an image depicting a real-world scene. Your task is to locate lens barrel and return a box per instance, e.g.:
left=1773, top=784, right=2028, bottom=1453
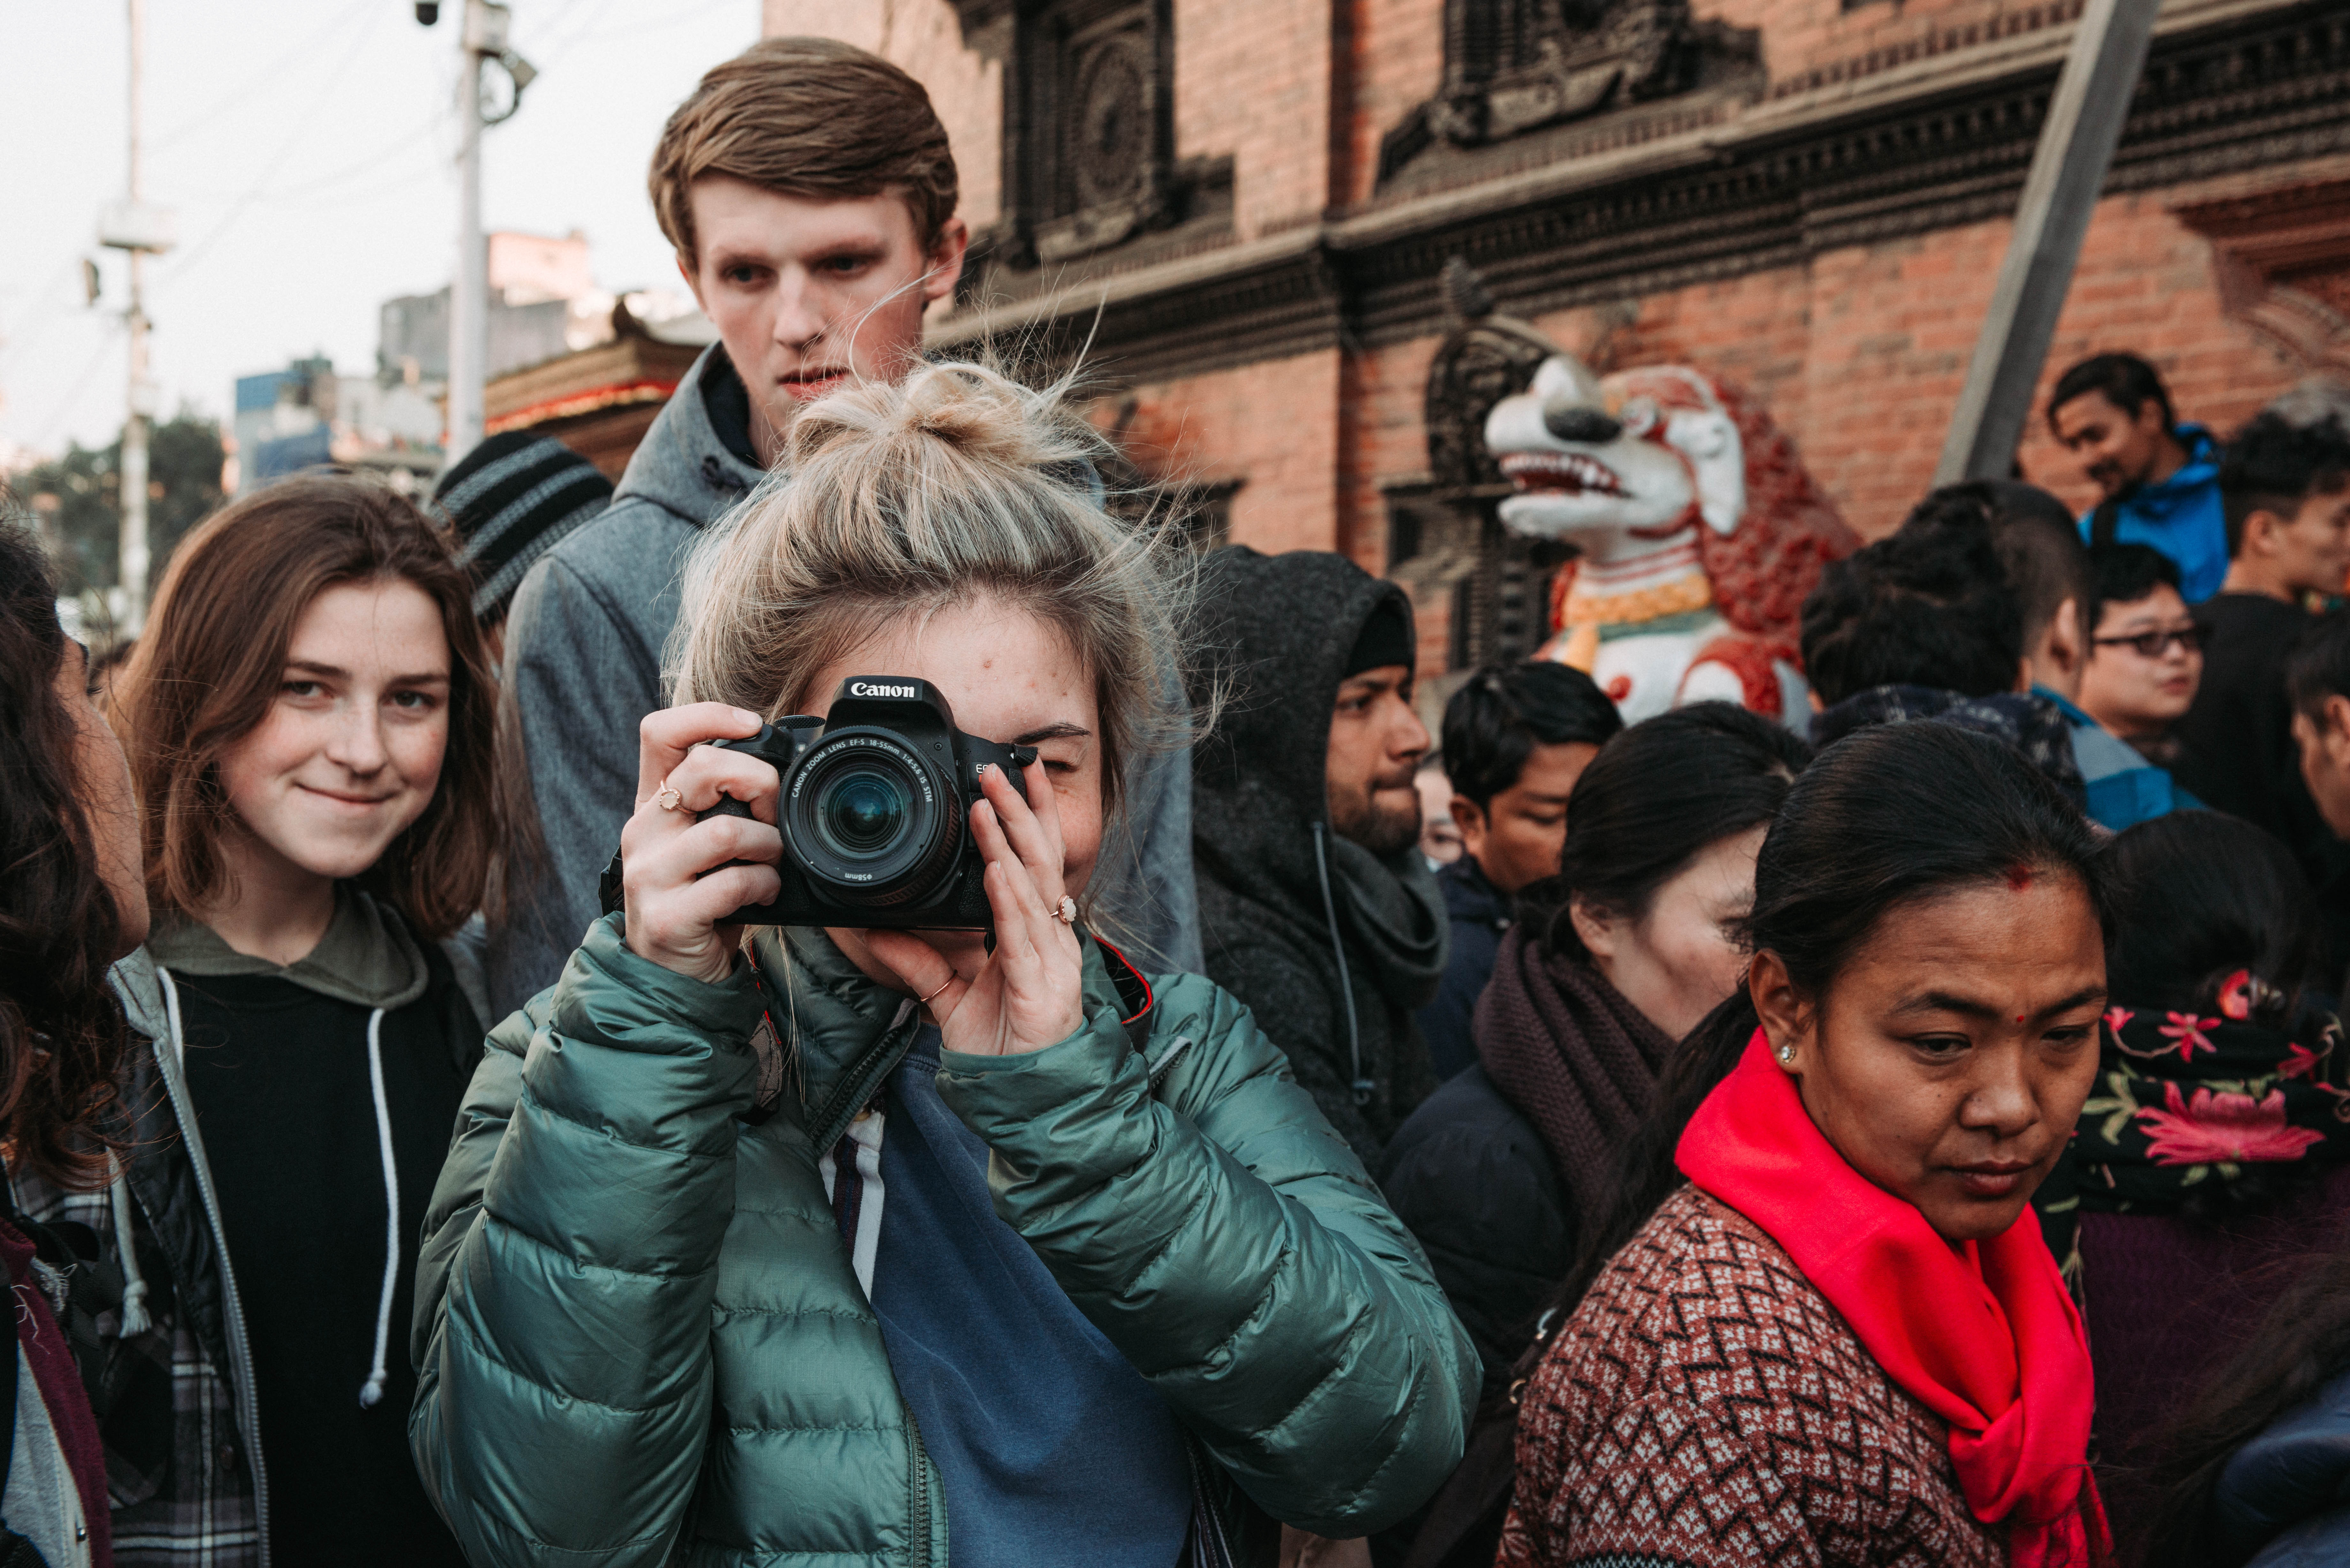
left=781, top=730, right=960, bottom=908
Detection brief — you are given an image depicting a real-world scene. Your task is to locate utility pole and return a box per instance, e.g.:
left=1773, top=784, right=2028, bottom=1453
left=437, top=0, right=534, bottom=465
left=98, top=0, right=173, bottom=635
left=447, top=0, right=496, bottom=464
left=1934, top=0, right=2159, bottom=484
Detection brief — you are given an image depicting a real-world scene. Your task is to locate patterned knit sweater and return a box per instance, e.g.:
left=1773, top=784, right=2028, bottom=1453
left=1498, top=1186, right=2006, bottom=1568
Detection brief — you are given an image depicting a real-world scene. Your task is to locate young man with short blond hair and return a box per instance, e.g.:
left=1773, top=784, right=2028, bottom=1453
left=487, top=37, right=1198, bottom=1013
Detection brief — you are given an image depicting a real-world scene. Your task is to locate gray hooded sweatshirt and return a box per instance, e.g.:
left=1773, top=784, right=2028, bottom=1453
left=485, top=346, right=1201, bottom=1019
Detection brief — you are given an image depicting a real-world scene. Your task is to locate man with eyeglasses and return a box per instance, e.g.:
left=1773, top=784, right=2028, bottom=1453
left=2175, top=411, right=2350, bottom=853
left=2077, top=543, right=2206, bottom=774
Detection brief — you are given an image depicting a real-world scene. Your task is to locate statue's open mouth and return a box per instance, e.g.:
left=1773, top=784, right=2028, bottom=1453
left=1500, top=451, right=1628, bottom=497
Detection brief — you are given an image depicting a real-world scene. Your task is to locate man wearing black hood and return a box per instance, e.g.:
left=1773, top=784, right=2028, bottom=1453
left=1190, top=548, right=1450, bottom=1163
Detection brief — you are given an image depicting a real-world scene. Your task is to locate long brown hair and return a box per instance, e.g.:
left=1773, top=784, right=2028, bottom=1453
left=116, top=475, right=501, bottom=940
left=0, top=514, right=129, bottom=1189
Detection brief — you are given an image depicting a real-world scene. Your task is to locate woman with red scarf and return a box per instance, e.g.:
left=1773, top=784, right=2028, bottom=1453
left=1500, top=721, right=2112, bottom=1568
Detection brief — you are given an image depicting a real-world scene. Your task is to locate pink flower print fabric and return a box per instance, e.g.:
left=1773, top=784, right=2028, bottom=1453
left=2136, top=1082, right=2328, bottom=1166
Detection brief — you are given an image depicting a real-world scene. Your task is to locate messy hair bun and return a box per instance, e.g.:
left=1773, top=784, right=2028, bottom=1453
left=672, top=357, right=1194, bottom=848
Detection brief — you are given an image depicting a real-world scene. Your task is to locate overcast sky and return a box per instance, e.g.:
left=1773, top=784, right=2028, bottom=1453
left=0, top=0, right=761, bottom=460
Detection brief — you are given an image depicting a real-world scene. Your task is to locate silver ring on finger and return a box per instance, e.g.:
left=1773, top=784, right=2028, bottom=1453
left=1052, top=895, right=1077, bottom=925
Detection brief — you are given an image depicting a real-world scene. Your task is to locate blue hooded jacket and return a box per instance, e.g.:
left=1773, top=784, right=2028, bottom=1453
left=2076, top=425, right=2227, bottom=602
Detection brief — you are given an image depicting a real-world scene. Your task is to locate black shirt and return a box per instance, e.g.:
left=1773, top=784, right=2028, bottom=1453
left=2175, top=591, right=2317, bottom=838
left=176, top=969, right=472, bottom=1567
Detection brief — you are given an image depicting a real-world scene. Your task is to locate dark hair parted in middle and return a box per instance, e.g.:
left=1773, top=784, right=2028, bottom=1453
left=2219, top=410, right=2350, bottom=554
left=1799, top=524, right=2023, bottom=705
left=1519, top=702, right=1809, bottom=959
left=1518, top=721, right=2106, bottom=1349
left=1440, top=661, right=1624, bottom=808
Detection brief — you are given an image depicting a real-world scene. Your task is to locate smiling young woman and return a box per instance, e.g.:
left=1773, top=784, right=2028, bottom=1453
left=1498, top=722, right=2113, bottom=1568
left=110, top=475, right=499, bottom=1567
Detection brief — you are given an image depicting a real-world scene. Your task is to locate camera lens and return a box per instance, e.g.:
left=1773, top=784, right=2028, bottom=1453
left=817, top=770, right=908, bottom=856
left=782, top=731, right=960, bottom=908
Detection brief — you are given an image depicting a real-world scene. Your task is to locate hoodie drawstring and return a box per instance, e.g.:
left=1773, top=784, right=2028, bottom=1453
left=1312, top=823, right=1373, bottom=1107
left=359, top=1006, right=397, bottom=1409
left=107, top=1153, right=153, bottom=1336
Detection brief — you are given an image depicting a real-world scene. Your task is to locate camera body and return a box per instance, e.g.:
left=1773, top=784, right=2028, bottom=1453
left=696, top=676, right=1037, bottom=930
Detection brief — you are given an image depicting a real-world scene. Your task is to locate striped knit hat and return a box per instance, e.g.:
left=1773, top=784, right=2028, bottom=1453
left=432, top=433, right=614, bottom=623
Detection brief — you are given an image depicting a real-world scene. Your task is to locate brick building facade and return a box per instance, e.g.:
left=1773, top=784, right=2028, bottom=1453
left=762, top=0, right=2350, bottom=673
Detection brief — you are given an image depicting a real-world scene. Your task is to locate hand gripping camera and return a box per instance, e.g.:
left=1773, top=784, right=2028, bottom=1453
left=695, top=676, right=1038, bottom=930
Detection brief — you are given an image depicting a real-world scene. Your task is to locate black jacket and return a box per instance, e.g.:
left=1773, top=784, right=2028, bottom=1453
left=1417, top=857, right=1510, bottom=1083
left=1378, top=1065, right=1571, bottom=1396
left=1188, top=547, right=1447, bottom=1164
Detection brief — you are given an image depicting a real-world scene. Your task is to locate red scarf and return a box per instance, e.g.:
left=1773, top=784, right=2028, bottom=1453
left=1676, top=1032, right=2105, bottom=1568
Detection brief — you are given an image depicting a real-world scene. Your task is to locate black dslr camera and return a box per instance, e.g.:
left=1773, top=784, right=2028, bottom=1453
left=695, top=676, right=1037, bottom=930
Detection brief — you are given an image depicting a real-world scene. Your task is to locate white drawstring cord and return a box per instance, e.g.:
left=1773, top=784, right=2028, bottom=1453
left=156, top=966, right=185, bottom=1070
left=358, top=1007, right=398, bottom=1409
left=107, top=1153, right=152, bottom=1336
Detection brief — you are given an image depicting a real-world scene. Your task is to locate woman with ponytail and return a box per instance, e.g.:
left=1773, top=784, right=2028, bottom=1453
left=1501, top=722, right=2113, bottom=1567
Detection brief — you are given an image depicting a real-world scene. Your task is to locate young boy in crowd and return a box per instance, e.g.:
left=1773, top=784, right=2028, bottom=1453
left=2049, top=351, right=2227, bottom=600
left=1941, top=480, right=2196, bottom=828
left=2174, top=412, right=2350, bottom=848
left=1416, top=663, right=1622, bottom=1081
left=2077, top=543, right=2205, bottom=773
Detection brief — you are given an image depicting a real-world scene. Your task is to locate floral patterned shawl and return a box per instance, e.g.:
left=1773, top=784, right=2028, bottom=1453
left=2072, top=972, right=2350, bottom=1215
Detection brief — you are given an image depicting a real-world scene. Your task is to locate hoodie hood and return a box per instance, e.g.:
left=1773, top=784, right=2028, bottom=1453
left=607, top=344, right=768, bottom=531
left=1190, top=546, right=1416, bottom=873
left=146, top=885, right=430, bottom=1010
left=1188, top=547, right=1446, bottom=999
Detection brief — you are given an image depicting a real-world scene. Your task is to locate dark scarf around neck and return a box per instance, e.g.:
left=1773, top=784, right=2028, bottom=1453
left=1474, top=925, right=1675, bottom=1215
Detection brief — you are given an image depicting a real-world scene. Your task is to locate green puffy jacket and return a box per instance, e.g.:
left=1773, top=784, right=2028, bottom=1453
left=409, top=915, right=1477, bottom=1566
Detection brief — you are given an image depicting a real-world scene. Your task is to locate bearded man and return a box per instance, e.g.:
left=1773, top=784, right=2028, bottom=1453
left=1189, top=548, right=1450, bottom=1163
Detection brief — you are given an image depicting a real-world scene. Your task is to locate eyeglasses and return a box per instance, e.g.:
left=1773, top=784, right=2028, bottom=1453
left=2092, top=625, right=2210, bottom=658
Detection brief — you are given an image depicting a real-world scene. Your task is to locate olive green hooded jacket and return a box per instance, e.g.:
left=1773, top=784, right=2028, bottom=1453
left=407, top=914, right=1477, bottom=1566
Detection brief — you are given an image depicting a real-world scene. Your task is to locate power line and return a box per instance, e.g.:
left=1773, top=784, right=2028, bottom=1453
left=146, top=0, right=379, bottom=153
left=151, top=6, right=394, bottom=292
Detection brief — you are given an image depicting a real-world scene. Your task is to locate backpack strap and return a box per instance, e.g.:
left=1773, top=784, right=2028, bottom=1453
left=2089, top=499, right=2124, bottom=550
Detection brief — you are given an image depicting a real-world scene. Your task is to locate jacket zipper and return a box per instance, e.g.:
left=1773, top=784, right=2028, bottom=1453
left=904, top=1408, right=930, bottom=1568
left=151, top=972, right=271, bottom=1568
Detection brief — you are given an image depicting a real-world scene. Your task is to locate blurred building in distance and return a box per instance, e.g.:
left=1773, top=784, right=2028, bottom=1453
left=232, top=230, right=714, bottom=492
left=766, top=0, right=2350, bottom=673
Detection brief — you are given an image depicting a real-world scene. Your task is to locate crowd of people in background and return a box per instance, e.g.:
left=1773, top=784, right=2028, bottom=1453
left=12, top=26, right=2350, bottom=1568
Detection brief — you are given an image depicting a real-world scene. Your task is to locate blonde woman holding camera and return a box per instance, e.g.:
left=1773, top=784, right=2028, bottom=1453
left=408, top=362, right=1476, bottom=1568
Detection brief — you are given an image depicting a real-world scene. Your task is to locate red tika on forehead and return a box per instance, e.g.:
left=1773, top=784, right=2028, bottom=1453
left=2005, top=865, right=2035, bottom=892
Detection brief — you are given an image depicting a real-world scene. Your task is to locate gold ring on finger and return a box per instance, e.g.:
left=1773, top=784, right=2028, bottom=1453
left=653, top=781, right=683, bottom=812
left=1052, top=895, right=1077, bottom=925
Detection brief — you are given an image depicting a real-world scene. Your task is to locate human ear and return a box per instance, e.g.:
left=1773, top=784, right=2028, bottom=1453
left=1568, top=897, right=1617, bottom=961
left=1450, top=795, right=1488, bottom=857
left=921, top=217, right=970, bottom=306
left=1749, top=949, right=1809, bottom=1071
left=2246, top=508, right=2289, bottom=557
left=2046, top=598, right=2085, bottom=680
left=2326, top=695, right=2350, bottom=756
left=676, top=250, right=707, bottom=312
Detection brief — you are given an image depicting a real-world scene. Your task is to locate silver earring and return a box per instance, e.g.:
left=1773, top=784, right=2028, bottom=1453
left=1776, top=1044, right=1796, bottom=1066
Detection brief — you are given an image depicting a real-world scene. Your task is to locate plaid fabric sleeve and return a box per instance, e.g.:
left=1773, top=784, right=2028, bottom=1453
left=9, top=1168, right=260, bottom=1567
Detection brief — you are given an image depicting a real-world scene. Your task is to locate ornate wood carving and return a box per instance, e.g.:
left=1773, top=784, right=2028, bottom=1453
left=937, top=3, right=2350, bottom=389
left=998, top=0, right=1181, bottom=268
left=2174, top=175, right=2350, bottom=381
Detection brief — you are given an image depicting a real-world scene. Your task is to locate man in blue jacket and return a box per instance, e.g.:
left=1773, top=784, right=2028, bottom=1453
left=2049, top=351, right=2227, bottom=601
left=484, top=38, right=1200, bottom=1015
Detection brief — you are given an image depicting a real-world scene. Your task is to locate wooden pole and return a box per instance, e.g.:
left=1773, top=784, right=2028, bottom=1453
left=1933, top=0, right=2159, bottom=486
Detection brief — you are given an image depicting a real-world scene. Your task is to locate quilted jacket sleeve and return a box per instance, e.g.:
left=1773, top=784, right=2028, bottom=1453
left=408, top=914, right=764, bottom=1568
left=935, top=972, right=1479, bottom=1537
